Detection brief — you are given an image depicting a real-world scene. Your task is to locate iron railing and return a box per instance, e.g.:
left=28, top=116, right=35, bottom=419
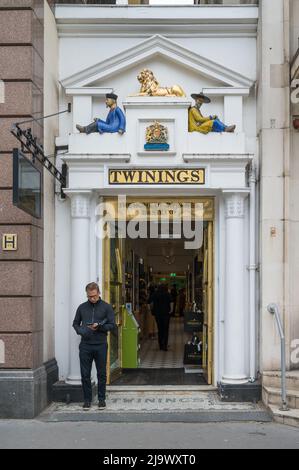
left=267, top=304, right=289, bottom=412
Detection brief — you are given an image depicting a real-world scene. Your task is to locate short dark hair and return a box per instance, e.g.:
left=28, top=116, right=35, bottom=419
left=86, top=282, right=100, bottom=293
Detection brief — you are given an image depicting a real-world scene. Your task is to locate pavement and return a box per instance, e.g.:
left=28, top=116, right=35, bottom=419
left=0, top=420, right=299, bottom=449
left=1, top=390, right=298, bottom=449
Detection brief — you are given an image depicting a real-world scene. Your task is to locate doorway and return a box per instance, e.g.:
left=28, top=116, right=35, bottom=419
left=102, top=197, right=214, bottom=386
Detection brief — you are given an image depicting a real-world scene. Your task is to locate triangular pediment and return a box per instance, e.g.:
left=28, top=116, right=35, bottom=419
left=61, top=35, right=254, bottom=90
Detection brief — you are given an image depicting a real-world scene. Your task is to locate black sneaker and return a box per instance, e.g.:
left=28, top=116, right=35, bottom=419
left=98, top=400, right=106, bottom=409
left=83, top=402, right=91, bottom=410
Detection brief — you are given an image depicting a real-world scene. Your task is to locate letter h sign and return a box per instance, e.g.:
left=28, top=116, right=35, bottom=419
left=2, top=234, right=18, bottom=251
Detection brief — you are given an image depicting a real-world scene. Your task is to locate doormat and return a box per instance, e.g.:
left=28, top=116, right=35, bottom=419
left=112, top=368, right=207, bottom=386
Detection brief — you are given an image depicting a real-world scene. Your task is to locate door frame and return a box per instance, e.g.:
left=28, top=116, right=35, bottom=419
left=103, top=230, right=124, bottom=385
left=102, top=196, right=215, bottom=385
left=202, top=220, right=214, bottom=385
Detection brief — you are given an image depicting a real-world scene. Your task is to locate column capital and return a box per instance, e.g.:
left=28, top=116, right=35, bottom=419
left=248, top=163, right=257, bottom=185
left=223, top=191, right=248, bottom=219
left=65, top=191, right=92, bottom=219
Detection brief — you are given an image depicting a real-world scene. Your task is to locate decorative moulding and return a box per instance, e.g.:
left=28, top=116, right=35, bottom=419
left=65, top=87, right=113, bottom=97
left=137, top=152, right=177, bottom=158
left=55, top=5, right=258, bottom=39
left=202, top=88, right=250, bottom=97
left=183, top=153, right=253, bottom=162
left=123, top=97, right=192, bottom=109
left=61, top=35, right=254, bottom=90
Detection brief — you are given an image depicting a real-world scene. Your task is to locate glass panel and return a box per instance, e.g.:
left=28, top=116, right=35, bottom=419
left=13, top=150, right=41, bottom=219
left=109, top=231, right=123, bottom=375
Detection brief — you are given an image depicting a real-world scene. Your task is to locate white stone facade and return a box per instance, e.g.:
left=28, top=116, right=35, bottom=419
left=47, top=2, right=299, bottom=392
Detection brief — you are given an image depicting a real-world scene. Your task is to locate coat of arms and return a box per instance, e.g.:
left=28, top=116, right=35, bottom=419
left=144, top=121, right=170, bottom=151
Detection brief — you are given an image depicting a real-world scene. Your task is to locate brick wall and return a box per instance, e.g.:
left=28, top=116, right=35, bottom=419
left=0, top=0, right=45, bottom=370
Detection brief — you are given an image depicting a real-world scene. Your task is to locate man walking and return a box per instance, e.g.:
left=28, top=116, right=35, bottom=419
left=73, top=283, right=116, bottom=410
left=152, top=284, right=173, bottom=352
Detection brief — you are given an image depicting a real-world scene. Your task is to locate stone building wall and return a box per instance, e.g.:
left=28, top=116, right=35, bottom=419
left=0, top=0, right=58, bottom=419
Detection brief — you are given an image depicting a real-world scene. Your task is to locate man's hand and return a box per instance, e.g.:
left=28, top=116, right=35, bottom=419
left=87, top=323, right=99, bottom=331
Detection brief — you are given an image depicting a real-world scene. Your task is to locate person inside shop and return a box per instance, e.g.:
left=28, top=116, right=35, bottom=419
left=73, top=282, right=116, bottom=411
left=152, top=284, right=173, bottom=352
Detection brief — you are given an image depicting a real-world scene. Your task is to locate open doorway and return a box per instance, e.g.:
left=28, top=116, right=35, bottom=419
left=103, top=197, right=214, bottom=386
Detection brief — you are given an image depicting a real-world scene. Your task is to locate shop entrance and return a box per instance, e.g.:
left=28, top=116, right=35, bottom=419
left=102, top=197, right=214, bottom=386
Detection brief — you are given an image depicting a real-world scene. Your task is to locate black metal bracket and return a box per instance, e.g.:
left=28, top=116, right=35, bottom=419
left=10, top=105, right=72, bottom=195
left=11, top=124, right=67, bottom=191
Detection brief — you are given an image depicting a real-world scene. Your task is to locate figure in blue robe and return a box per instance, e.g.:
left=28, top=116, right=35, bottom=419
left=96, top=106, right=126, bottom=134
left=76, top=93, right=126, bottom=135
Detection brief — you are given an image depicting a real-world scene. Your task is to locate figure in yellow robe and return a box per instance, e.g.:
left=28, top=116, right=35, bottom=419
left=189, top=93, right=236, bottom=134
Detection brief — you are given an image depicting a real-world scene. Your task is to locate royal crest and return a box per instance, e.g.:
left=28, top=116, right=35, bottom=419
left=144, top=121, right=170, bottom=151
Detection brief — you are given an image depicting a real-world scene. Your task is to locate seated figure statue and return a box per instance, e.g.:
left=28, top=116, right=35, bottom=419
left=76, top=93, right=126, bottom=135
left=189, top=93, right=236, bottom=134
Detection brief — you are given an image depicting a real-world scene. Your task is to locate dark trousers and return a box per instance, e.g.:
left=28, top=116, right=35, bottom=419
left=155, top=315, right=170, bottom=350
left=85, top=121, right=98, bottom=134
left=79, top=342, right=108, bottom=403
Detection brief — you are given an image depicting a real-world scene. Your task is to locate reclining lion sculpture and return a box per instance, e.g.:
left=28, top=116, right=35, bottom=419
left=136, top=69, right=186, bottom=98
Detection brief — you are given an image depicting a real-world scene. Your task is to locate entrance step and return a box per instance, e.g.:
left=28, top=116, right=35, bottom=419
left=107, top=385, right=216, bottom=392
left=263, top=371, right=299, bottom=391
left=41, top=391, right=271, bottom=423
left=263, top=385, right=299, bottom=428
left=268, top=405, right=299, bottom=428
left=263, top=386, right=299, bottom=409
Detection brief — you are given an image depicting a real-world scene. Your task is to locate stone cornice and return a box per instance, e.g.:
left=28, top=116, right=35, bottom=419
left=55, top=5, right=258, bottom=39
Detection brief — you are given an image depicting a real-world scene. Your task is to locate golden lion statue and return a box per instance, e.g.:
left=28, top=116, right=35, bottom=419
left=136, top=69, right=186, bottom=97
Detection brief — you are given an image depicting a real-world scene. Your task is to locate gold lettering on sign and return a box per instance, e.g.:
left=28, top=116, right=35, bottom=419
left=109, top=169, right=205, bottom=185
left=2, top=234, right=18, bottom=251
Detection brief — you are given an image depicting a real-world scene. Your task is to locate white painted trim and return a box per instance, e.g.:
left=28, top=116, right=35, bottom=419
left=55, top=5, right=259, bottom=23
left=61, top=35, right=254, bottom=89
left=66, top=87, right=113, bottom=97
left=137, top=152, right=177, bottom=158
left=202, top=87, right=250, bottom=97
left=183, top=153, right=253, bottom=162
left=57, top=25, right=258, bottom=40
left=55, top=5, right=258, bottom=39
left=62, top=155, right=131, bottom=164
left=123, top=97, right=192, bottom=109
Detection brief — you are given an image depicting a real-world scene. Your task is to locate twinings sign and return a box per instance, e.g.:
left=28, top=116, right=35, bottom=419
left=109, top=169, right=205, bottom=185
